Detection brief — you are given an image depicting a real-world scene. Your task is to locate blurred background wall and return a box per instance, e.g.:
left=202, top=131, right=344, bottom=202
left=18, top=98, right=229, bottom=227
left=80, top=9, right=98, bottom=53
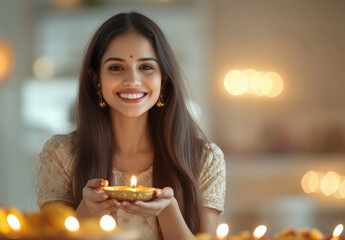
left=0, top=0, right=344, bottom=237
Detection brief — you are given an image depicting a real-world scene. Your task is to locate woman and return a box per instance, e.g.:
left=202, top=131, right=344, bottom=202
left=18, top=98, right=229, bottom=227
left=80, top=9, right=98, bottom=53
left=37, top=12, right=225, bottom=240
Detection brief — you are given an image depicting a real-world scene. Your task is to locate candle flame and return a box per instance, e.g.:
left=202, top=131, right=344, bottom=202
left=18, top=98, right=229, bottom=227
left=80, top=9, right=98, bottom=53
left=7, top=214, right=20, bottom=231
left=64, top=216, right=79, bottom=232
left=217, top=223, right=229, bottom=238
left=253, top=225, right=267, bottom=238
left=333, top=224, right=344, bottom=237
left=100, top=215, right=116, bottom=231
left=131, top=176, right=137, bottom=188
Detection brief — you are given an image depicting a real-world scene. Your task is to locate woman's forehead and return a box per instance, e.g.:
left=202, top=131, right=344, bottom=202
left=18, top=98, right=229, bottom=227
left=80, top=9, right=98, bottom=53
left=102, top=31, right=157, bottom=61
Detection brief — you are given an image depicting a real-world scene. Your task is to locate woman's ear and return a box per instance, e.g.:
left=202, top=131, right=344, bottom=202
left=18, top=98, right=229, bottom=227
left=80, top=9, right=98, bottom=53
left=88, top=68, right=100, bottom=90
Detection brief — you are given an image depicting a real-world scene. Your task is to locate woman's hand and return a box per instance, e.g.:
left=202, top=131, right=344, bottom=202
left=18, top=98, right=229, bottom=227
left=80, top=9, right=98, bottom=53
left=119, top=187, right=174, bottom=217
left=76, top=179, right=120, bottom=218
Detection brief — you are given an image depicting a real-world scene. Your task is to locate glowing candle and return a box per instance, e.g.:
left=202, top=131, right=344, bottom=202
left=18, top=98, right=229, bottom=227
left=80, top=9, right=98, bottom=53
left=253, top=225, right=267, bottom=239
left=103, top=175, right=156, bottom=202
left=100, top=215, right=116, bottom=232
left=217, top=223, right=229, bottom=239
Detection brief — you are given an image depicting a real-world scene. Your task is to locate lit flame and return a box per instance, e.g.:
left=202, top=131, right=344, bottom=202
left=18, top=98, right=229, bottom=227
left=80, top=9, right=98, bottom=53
left=100, top=215, right=116, bottom=231
left=216, top=223, right=229, bottom=238
left=333, top=224, right=343, bottom=238
left=131, top=176, right=137, bottom=188
left=64, top=216, right=79, bottom=232
left=7, top=214, right=20, bottom=231
left=253, top=225, right=267, bottom=238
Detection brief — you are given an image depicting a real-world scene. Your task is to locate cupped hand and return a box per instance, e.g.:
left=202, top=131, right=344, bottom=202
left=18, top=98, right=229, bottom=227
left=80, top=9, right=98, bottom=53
left=119, top=187, right=175, bottom=217
left=78, top=178, right=120, bottom=217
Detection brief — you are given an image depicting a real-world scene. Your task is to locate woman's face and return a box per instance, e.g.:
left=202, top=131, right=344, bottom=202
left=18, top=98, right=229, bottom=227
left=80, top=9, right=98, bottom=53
left=99, top=30, right=162, bottom=118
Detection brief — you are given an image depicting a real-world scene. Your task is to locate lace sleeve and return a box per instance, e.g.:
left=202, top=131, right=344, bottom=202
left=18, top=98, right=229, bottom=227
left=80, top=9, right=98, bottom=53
left=199, top=143, right=226, bottom=213
left=36, top=135, right=75, bottom=208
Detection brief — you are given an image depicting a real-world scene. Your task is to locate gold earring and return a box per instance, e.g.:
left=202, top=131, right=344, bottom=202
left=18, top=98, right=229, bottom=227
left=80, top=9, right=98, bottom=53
left=97, top=83, right=107, bottom=108
left=156, top=93, right=164, bottom=107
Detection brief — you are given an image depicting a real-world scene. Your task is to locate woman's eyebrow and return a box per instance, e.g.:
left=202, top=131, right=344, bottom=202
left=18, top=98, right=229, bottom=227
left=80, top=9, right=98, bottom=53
left=137, top=57, right=158, bottom=63
left=103, top=57, right=125, bottom=64
left=103, top=57, right=158, bottom=65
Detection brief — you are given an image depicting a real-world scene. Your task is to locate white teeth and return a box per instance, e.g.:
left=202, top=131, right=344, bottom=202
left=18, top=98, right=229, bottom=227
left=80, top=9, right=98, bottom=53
left=119, top=93, right=144, bottom=99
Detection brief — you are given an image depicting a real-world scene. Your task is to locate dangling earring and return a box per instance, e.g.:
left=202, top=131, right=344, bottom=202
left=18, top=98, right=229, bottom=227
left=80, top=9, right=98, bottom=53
left=97, top=83, right=107, bottom=108
left=156, top=93, right=164, bottom=107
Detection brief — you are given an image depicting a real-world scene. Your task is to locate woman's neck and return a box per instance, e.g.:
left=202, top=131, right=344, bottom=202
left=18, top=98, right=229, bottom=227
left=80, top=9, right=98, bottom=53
left=111, top=111, right=152, bottom=155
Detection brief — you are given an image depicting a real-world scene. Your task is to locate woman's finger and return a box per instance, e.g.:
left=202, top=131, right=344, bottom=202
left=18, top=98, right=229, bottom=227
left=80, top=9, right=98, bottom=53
left=121, top=204, right=150, bottom=216
left=156, top=187, right=174, bottom=198
left=87, top=199, right=118, bottom=216
left=86, top=179, right=108, bottom=188
left=83, top=186, right=109, bottom=202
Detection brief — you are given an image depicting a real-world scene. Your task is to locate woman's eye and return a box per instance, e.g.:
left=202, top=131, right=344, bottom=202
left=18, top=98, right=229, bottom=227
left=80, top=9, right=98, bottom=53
left=140, top=65, right=154, bottom=70
left=109, top=65, right=123, bottom=71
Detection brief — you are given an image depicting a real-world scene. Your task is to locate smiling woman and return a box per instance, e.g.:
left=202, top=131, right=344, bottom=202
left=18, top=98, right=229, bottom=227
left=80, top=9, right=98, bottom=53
left=36, top=12, right=225, bottom=240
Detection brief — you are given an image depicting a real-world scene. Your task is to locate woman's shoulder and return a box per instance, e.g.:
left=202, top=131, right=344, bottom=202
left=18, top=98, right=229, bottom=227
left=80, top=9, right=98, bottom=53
left=40, top=133, right=77, bottom=168
left=42, top=133, right=76, bottom=153
left=201, top=142, right=225, bottom=172
left=203, top=142, right=224, bottom=157
left=203, top=142, right=224, bottom=160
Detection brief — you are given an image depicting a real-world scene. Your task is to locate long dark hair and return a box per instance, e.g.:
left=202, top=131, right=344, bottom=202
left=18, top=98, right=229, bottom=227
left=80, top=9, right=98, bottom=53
left=73, top=12, right=207, bottom=236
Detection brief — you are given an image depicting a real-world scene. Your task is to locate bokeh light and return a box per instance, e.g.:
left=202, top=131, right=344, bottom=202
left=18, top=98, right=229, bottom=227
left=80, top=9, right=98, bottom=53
left=333, top=224, right=344, bottom=237
left=320, top=171, right=341, bottom=196
left=266, top=72, right=284, bottom=97
left=216, top=223, right=229, bottom=238
left=64, top=216, right=79, bottom=232
left=100, top=215, right=116, bottom=231
left=0, top=40, right=14, bottom=80
left=338, top=179, right=345, bottom=198
left=253, top=225, right=267, bottom=238
left=224, top=70, right=249, bottom=96
left=32, top=56, right=55, bottom=79
left=301, top=170, right=319, bottom=193
left=260, top=73, right=273, bottom=95
left=7, top=214, right=20, bottom=231
left=225, top=69, right=284, bottom=97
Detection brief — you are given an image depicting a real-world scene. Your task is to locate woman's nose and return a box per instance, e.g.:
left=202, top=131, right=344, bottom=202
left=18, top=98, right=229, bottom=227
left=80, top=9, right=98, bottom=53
left=123, top=69, right=141, bottom=86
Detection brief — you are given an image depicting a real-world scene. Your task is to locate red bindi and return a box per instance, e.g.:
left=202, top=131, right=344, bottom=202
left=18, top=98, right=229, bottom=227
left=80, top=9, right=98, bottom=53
left=130, top=55, right=133, bottom=58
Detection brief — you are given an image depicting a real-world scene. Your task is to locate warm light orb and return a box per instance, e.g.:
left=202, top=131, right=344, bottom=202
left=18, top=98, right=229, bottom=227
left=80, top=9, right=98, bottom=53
left=216, top=223, right=229, bottom=238
left=100, top=215, right=116, bottom=231
left=131, top=176, right=137, bottom=188
left=253, top=225, right=267, bottom=238
left=243, top=69, right=257, bottom=93
left=7, top=214, right=20, bottom=231
left=339, top=179, right=345, bottom=199
left=260, top=74, right=273, bottom=96
left=224, top=70, right=249, bottom=96
left=333, top=224, right=343, bottom=237
left=301, top=170, right=319, bottom=193
left=64, top=216, right=79, bottom=232
left=0, top=40, right=14, bottom=80
left=249, top=72, right=264, bottom=96
left=320, top=171, right=341, bottom=196
left=266, top=72, right=284, bottom=97
left=32, top=56, right=55, bottom=79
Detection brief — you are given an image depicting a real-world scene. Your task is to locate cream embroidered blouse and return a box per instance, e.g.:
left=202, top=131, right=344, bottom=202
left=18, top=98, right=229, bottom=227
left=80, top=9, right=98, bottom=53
left=37, top=134, right=226, bottom=240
